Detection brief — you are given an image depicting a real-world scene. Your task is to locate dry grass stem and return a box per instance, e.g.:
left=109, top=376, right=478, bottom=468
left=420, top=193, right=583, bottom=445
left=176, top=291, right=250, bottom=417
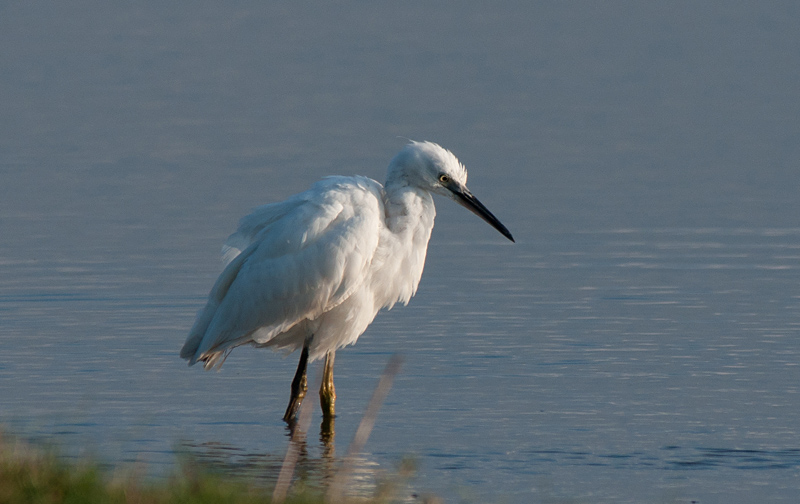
left=325, top=354, right=403, bottom=503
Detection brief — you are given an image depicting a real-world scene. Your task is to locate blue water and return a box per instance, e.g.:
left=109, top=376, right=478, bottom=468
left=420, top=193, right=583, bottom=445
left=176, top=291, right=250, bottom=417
left=2, top=2, right=799, bottom=502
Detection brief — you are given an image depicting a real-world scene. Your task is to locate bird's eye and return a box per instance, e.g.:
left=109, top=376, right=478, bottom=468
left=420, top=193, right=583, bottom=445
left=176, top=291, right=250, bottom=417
left=438, top=174, right=450, bottom=184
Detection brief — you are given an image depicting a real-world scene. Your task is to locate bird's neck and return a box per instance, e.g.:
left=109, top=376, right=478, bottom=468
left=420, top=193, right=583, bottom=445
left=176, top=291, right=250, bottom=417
left=383, top=182, right=436, bottom=238
left=371, top=182, right=437, bottom=307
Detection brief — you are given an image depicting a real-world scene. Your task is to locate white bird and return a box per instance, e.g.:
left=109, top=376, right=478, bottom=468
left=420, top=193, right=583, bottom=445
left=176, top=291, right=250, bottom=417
left=180, top=141, right=514, bottom=422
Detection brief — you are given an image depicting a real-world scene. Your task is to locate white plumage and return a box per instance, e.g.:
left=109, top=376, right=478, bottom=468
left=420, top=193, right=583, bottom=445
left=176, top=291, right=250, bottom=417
left=180, top=141, right=513, bottom=420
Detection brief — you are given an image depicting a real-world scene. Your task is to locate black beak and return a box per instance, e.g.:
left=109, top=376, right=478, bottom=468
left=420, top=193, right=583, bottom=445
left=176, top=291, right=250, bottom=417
left=451, top=186, right=515, bottom=243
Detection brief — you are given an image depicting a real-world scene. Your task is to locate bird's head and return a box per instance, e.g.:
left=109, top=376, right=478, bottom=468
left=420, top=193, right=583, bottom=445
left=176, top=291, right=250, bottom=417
left=387, top=141, right=515, bottom=242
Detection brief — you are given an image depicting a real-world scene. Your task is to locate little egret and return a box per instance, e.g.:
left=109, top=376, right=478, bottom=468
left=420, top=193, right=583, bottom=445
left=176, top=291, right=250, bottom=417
left=180, top=141, right=514, bottom=422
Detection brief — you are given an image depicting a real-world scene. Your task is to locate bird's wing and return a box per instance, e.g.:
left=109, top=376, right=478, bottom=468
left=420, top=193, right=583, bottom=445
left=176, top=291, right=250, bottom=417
left=221, top=196, right=305, bottom=266
left=181, top=177, right=385, bottom=368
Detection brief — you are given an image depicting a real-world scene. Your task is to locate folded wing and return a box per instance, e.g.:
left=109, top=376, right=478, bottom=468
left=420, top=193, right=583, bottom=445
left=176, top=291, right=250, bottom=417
left=180, top=177, right=384, bottom=369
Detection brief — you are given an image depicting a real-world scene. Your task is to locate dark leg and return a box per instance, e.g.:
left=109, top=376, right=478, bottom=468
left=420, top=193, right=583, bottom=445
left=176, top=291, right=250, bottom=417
left=283, top=343, right=309, bottom=423
left=319, top=351, right=336, bottom=419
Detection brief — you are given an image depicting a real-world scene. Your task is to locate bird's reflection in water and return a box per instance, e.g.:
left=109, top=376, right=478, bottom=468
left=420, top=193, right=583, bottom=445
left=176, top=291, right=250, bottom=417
left=284, top=415, right=339, bottom=489
left=319, top=414, right=336, bottom=463
left=178, top=418, right=385, bottom=499
left=182, top=358, right=410, bottom=500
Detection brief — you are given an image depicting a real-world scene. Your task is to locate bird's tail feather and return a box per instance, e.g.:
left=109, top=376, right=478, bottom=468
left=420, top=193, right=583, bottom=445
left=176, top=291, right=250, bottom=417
left=180, top=333, right=232, bottom=370
left=180, top=300, right=220, bottom=366
left=199, top=348, right=231, bottom=370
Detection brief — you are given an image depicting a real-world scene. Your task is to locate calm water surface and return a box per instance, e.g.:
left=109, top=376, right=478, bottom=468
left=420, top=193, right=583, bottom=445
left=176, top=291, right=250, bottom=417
left=2, top=2, right=799, bottom=503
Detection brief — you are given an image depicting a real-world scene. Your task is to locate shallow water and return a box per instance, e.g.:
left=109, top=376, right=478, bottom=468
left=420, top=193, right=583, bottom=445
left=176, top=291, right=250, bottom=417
left=2, top=2, right=800, bottom=503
